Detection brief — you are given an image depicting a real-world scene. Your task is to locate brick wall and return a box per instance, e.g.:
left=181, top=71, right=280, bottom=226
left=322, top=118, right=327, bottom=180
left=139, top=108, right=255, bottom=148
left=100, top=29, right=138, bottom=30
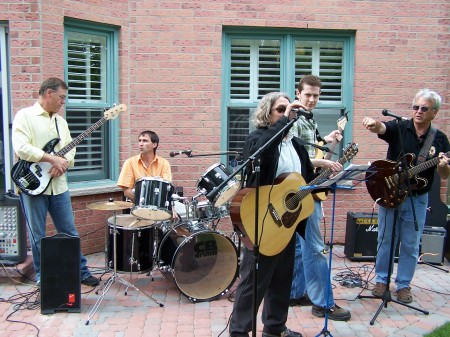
left=1, top=0, right=448, bottom=253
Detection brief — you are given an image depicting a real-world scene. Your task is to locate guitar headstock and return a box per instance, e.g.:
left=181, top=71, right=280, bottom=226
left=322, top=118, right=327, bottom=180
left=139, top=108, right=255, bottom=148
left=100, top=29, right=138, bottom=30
left=337, top=111, right=349, bottom=132
left=104, top=104, right=127, bottom=120
left=342, top=142, right=358, bottom=162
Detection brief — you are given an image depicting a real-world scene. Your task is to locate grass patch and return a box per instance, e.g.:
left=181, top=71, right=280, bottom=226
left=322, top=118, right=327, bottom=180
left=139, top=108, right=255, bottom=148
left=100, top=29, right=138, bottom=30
left=424, top=322, right=450, bottom=337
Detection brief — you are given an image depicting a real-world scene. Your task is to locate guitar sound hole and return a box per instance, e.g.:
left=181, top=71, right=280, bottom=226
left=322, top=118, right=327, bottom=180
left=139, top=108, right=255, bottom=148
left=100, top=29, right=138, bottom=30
left=285, top=193, right=299, bottom=212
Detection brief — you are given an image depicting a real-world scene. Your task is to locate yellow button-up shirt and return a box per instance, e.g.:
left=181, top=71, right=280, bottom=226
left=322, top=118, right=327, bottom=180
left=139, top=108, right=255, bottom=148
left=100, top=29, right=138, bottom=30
left=117, top=154, right=172, bottom=190
left=12, top=101, right=75, bottom=195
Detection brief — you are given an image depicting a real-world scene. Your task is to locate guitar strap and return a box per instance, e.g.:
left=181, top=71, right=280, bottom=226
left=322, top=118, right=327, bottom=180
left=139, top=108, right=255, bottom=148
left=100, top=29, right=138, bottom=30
left=54, top=117, right=61, bottom=140
left=417, top=126, right=436, bottom=164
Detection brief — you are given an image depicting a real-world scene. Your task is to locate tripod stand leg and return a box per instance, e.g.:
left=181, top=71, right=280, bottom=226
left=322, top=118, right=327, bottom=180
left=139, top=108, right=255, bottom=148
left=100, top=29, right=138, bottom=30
left=116, top=275, right=164, bottom=307
left=85, top=275, right=115, bottom=325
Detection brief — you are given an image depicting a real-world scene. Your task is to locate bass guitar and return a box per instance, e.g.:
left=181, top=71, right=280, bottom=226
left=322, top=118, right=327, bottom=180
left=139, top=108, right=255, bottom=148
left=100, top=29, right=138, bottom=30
left=230, top=142, right=358, bottom=256
left=11, top=104, right=126, bottom=196
left=365, top=150, right=450, bottom=208
left=313, top=112, right=348, bottom=201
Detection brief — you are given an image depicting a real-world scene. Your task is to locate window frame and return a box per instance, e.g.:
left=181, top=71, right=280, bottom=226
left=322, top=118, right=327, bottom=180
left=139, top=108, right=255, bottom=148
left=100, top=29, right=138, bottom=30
left=63, top=18, right=120, bottom=191
left=221, top=27, right=355, bottom=167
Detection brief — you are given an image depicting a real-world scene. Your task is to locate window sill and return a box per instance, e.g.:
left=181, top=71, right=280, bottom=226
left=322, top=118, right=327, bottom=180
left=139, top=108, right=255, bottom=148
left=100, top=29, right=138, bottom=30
left=69, top=180, right=122, bottom=197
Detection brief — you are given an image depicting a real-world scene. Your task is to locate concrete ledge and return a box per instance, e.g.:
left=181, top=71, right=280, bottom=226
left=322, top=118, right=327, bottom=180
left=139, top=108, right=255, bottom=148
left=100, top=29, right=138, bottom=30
left=0, top=253, right=35, bottom=280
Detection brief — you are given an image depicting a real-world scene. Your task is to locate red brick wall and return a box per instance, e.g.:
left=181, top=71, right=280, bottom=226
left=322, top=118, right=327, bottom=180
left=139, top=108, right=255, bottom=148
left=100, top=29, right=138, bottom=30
left=1, top=0, right=448, bottom=253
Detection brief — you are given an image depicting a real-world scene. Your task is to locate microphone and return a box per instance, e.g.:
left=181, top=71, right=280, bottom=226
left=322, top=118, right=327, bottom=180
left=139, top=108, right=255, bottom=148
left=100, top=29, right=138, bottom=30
left=382, top=109, right=408, bottom=120
left=170, top=150, right=192, bottom=157
left=292, top=108, right=314, bottom=120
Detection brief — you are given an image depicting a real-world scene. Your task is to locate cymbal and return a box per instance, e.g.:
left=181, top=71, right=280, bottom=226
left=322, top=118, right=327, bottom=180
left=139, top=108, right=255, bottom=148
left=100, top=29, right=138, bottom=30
left=87, top=200, right=134, bottom=211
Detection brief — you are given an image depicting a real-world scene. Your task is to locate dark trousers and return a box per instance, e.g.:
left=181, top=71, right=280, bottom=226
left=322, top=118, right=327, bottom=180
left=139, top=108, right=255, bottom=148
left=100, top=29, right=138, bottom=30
left=230, top=234, right=296, bottom=336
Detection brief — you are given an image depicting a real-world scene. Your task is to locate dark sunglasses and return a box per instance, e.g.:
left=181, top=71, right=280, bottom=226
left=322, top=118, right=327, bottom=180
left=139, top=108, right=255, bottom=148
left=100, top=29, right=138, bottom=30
left=274, top=105, right=287, bottom=113
left=412, top=105, right=430, bottom=112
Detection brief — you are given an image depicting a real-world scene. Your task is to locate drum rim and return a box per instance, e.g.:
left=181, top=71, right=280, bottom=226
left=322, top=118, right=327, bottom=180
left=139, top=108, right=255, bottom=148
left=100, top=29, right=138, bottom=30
left=135, top=176, right=173, bottom=184
left=157, top=224, right=239, bottom=301
left=107, top=214, right=155, bottom=229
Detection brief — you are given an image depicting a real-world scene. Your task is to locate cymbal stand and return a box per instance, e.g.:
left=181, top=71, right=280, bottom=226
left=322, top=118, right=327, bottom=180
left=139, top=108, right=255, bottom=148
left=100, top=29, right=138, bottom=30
left=125, top=232, right=138, bottom=294
left=86, top=210, right=164, bottom=325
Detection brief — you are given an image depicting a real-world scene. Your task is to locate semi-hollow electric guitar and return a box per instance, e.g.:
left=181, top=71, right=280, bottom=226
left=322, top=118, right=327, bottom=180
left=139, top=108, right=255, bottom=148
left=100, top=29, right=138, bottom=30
left=313, top=112, right=348, bottom=201
left=11, top=104, right=126, bottom=196
left=365, top=150, right=450, bottom=208
left=230, top=142, right=358, bottom=256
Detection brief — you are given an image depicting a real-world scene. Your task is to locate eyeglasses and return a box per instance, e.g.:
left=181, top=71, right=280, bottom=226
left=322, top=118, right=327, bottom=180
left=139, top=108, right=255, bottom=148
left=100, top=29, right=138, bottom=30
left=274, top=105, right=287, bottom=113
left=412, top=105, right=430, bottom=112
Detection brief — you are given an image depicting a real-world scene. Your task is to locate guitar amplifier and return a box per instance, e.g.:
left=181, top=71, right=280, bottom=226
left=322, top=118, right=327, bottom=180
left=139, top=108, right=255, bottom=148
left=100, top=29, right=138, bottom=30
left=420, top=226, right=446, bottom=265
left=0, top=191, right=27, bottom=265
left=345, top=212, right=379, bottom=261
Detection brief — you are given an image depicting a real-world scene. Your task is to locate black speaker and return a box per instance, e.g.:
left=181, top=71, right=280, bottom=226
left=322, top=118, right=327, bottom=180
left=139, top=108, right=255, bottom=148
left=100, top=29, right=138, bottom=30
left=345, top=212, right=379, bottom=261
left=40, top=234, right=81, bottom=314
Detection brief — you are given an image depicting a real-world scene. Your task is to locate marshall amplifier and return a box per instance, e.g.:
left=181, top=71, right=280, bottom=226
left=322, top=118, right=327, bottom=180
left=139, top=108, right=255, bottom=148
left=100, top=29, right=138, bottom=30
left=345, top=212, right=379, bottom=261
left=345, top=212, right=402, bottom=261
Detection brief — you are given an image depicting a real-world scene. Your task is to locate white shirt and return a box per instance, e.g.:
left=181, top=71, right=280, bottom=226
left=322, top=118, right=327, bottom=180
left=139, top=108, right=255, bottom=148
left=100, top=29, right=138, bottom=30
left=276, top=135, right=302, bottom=177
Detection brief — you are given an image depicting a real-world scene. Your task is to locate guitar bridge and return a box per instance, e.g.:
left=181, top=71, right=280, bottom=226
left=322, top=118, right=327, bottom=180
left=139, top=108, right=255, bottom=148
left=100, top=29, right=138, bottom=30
left=268, top=203, right=283, bottom=227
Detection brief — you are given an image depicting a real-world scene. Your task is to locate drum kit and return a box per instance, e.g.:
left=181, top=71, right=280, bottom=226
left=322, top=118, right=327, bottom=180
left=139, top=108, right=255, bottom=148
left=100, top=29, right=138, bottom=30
left=85, top=162, right=240, bottom=324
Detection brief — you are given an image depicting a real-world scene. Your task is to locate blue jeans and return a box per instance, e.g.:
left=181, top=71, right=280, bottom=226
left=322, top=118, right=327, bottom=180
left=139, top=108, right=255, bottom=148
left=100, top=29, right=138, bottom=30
left=291, top=200, right=334, bottom=307
left=19, top=191, right=92, bottom=283
left=375, top=193, right=428, bottom=290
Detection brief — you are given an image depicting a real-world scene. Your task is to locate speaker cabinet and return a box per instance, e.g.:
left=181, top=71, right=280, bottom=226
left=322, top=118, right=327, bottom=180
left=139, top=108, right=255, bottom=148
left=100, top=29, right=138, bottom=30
left=40, top=234, right=81, bottom=314
left=344, top=212, right=380, bottom=261
left=420, top=226, right=446, bottom=265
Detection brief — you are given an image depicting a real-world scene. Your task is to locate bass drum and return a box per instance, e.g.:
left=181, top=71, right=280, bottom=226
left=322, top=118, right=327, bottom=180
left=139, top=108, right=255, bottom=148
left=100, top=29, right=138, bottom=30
left=158, top=222, right=238, bottom=302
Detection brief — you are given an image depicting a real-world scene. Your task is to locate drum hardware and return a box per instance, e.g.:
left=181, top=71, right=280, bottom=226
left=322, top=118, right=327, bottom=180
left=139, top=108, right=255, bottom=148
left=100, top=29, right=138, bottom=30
left=85, top=199, right=163, bottom=325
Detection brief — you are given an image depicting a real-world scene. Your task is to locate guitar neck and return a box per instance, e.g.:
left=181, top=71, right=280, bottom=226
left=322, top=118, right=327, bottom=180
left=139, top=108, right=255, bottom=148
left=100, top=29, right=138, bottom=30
left=293, top=148, right=353, bottom=204
left=55, top=116, right=108, bottom=157
left=406, top=150, right=450, bottom=179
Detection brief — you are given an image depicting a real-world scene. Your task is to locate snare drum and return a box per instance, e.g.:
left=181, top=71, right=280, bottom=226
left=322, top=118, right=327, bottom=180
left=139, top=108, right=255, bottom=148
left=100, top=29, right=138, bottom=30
left=192, top=200, right=229, bottom=221
left=107, top=215, right=160, bottom=273
left=197, top=163, right=240, bottom=207
left=174, top=200, right=230, bottom=222
left=132, top=177, right=174, bottom=221
left=158, top=222, right=238, bottom=302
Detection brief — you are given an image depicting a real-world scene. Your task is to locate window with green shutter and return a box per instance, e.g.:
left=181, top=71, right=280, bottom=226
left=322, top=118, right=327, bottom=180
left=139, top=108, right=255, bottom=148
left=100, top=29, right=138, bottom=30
left=223, top=30, right=355, bottom=165
left=64, top=20, right=120, bottom=184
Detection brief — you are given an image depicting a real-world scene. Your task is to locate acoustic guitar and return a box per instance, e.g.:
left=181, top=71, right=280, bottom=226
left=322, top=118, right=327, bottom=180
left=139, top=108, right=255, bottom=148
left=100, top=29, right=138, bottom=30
left=230, top=142, right=358, bottom=256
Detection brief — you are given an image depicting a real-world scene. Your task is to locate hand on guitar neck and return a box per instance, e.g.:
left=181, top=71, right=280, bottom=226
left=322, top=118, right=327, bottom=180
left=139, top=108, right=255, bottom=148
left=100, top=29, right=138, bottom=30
left=313, top=113, right=348, bottom=200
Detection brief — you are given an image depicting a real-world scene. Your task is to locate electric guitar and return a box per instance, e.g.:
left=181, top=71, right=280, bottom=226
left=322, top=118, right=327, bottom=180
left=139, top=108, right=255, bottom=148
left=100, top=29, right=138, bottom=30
left=11, top=104, right=126, bottom=196
left=365, top=150, right=450, bottom=208
left=230, top=142, right=358, bottom=256
left=313, top=112, right=348, bottom=201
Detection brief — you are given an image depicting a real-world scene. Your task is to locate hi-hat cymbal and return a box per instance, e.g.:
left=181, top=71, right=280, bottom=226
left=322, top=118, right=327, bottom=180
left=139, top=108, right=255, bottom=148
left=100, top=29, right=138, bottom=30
left=87, top=200, right=134, bottom=211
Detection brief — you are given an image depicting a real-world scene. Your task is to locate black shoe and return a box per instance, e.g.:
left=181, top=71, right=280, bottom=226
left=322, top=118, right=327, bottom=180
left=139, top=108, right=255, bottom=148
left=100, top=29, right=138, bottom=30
left=262, top=328, right=302, bottom=337
left=312, top=304, right=351, bottom=321
left=81, top=275, right=99, bottom=287
left=289, top=294, right=313, bottom=306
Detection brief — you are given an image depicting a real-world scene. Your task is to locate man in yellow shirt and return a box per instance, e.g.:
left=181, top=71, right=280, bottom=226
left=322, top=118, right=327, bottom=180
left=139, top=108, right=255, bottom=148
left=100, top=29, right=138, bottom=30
left=12, top=77, right=99, bottom=288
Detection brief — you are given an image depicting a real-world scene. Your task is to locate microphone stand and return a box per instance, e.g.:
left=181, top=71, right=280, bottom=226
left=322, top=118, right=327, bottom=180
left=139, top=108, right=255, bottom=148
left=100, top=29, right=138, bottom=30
left=206, top=115, right=303, bottom=337
left=358, top=115, right=429, bottom=324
